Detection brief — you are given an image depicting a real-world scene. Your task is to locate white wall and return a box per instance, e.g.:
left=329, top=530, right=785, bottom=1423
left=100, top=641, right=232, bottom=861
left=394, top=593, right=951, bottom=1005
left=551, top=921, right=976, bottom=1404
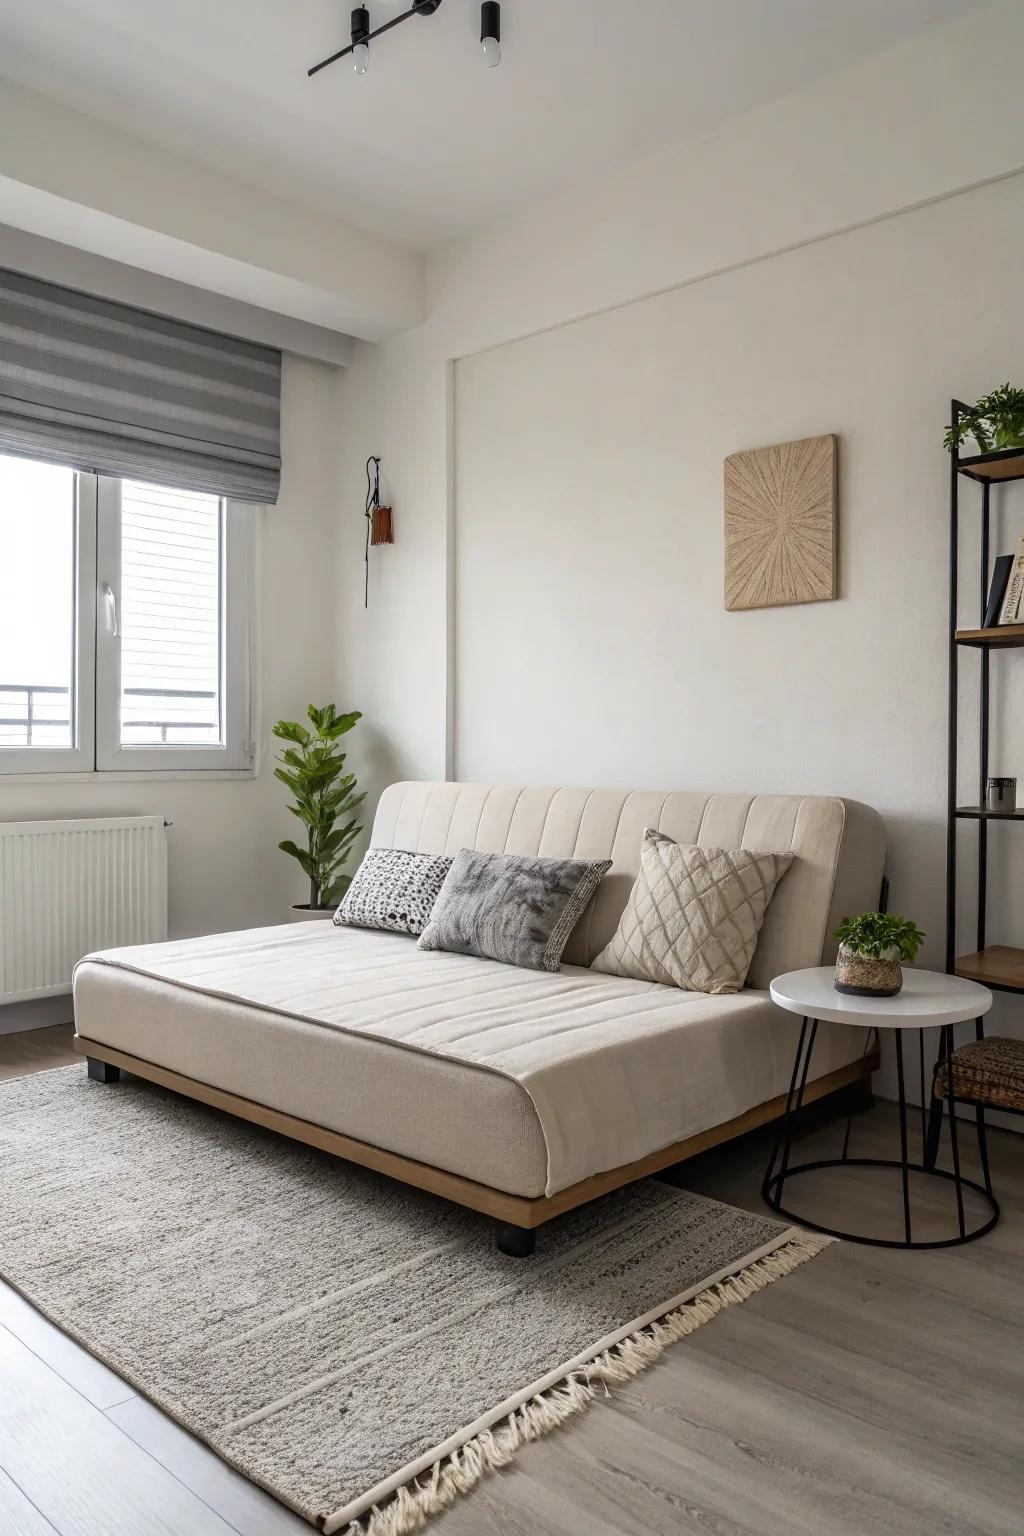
left=335, top=0, right=1024, bottom=798
left=334, top=0, right=1024, bottom=1106
left=428, top=0, right=1024, bottom=349
left=453, top=173, right=1023, bottom=1020
left=0, top=355, right=349, bottom=993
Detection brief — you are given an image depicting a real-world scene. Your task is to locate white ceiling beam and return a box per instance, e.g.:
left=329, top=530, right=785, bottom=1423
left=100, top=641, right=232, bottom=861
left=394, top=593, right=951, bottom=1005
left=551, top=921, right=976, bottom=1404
left=0, top=79, right=423, bottom=343
left=0, top=222, right=355, bottom=367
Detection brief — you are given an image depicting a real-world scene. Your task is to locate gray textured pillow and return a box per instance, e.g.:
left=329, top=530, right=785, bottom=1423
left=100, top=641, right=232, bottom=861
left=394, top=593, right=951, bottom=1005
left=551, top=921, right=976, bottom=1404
left=334, top=847, right=453, bottom=936
left=418, top=849, right=612, bottom=972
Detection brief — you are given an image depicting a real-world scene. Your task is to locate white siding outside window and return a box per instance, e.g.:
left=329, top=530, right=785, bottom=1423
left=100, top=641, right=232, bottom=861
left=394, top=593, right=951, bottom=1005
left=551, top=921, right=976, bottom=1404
left=118, top=482, right=224, bottom=747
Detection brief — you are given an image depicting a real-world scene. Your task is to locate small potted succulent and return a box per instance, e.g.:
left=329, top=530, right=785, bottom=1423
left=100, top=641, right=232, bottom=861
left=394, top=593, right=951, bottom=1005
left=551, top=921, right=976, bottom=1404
left=832, top=912, right=925, bottom=997
left=944, top=383, right=1024, bottom=456
left=273, top=705, right=365, bottom=917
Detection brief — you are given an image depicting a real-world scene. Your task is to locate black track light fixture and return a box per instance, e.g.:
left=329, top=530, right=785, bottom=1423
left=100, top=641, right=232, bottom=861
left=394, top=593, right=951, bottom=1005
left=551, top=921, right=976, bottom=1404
left=350, top=7, right=370, bottom=75
left=480, top=1, right=501, bottom=67
left=308, top=1, right=502, bottom=80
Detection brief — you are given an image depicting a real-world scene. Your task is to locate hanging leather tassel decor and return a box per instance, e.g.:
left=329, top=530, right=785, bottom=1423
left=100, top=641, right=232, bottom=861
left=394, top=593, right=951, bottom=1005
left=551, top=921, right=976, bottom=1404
left=364, top=455, right=394, bottom=607
left=371, top=502, right=394, bottom=546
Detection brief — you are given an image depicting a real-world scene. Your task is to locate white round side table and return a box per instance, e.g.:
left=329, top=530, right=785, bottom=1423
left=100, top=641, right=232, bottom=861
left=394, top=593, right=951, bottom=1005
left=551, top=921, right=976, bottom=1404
left=764, top=966, right=997, bottom=1249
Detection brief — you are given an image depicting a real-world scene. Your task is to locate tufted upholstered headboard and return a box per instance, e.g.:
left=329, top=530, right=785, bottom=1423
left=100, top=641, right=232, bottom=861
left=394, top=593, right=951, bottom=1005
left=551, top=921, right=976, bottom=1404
left=370, top=783, right=885, bottom=990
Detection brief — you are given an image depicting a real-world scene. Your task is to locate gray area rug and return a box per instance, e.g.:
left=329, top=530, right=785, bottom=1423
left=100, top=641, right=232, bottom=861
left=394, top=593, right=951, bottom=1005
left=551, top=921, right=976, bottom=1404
left=0, top=1067, right=829, bottom=1534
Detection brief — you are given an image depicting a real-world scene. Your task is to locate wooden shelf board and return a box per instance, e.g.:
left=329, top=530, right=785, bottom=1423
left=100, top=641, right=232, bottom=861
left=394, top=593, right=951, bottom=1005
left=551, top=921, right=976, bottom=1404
left=957, top=449, right=1024, bottom=484
left=955, top=624, right=1024, bottom=648
left=955, top=946, right=1024, bottom=993
left=955, top=805, right=1024, bottom=821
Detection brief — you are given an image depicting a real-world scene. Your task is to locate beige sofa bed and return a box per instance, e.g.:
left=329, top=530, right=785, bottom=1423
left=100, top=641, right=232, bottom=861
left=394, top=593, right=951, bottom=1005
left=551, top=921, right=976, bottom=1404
left=74, top=782, right=885, bottom=1253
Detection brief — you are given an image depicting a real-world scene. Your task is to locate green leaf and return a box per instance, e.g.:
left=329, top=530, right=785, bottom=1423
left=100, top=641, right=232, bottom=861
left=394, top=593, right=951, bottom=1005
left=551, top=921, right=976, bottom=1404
left=273, top=766, right=304, bottom=795
left=322, top=710, right=362, bottom=739
left=275, top=704, right=363, bottom=895
left=834, top=911, right=925, bottom=963
left=278, top=839, right=316, bottom=880
left=320, top=779, right=358, bottom=812
left=322, top=874, right=353, bottom=907
left=319, top=819, right=362, bottom=859
left=306, top=759, right=345, bottom=785
left=272, top=719, right=311, bottom=745
left=276, top=746, right=310, bottom=771
left=945, top=383, right=1024, bottom=454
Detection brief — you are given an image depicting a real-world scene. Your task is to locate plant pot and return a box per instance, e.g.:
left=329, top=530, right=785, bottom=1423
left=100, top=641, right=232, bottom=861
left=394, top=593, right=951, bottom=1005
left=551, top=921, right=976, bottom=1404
left=289, top=904, right=337, bottom=922
left=971, top=427, right=1024, bottom=454
left=834, top=942, right=903, bottom=997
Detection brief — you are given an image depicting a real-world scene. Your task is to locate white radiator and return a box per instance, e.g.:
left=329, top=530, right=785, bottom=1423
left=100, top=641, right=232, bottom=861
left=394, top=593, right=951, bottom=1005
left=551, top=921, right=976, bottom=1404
left=0, top=816, right=167, bottom=1003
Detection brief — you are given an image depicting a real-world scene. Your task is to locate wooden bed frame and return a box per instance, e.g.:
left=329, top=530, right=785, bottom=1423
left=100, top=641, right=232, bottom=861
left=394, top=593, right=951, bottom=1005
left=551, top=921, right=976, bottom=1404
left=75, top=1035, right=878, bottom=1256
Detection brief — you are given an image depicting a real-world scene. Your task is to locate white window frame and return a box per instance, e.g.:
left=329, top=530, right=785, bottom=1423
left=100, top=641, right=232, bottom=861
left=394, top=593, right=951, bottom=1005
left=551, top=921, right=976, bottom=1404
left=95, top=478, right=254, bottom=773
left=0, top=465, right=255, bottom=777
left=0, top=471, right=97, bottom=775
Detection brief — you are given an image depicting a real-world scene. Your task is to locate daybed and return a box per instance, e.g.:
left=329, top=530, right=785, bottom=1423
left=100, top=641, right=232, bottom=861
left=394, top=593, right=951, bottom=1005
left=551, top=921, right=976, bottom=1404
left=73, top=782, right=885, bottom=1253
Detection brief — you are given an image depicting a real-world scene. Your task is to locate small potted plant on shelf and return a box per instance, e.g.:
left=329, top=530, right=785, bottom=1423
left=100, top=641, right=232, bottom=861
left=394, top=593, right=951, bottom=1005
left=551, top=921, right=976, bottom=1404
left=944, top=383, right=1024, bottom=456
left=833, top=911, right=925, bottom=997
left=273, top=704, right=365, bottom=918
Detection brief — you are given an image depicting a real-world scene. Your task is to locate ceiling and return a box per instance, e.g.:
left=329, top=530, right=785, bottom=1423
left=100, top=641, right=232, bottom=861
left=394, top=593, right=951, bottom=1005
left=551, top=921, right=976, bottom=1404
left=0, top=0, right=979, bottom=249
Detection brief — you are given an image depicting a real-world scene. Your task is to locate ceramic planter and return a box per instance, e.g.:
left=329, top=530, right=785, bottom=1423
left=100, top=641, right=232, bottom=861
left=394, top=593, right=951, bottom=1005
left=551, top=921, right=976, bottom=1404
left=834, top=941, right=903, bottom=997
left=970, top=427, right=1024, bottom=454
left=289, top=904, right=337, bottom=922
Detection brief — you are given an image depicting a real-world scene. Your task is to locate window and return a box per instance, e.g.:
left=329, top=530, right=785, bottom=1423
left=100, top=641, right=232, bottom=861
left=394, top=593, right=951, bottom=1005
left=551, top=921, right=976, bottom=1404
left=118, top=482, right=224, bottom=748
left=0, top=454, right=254, bottom=775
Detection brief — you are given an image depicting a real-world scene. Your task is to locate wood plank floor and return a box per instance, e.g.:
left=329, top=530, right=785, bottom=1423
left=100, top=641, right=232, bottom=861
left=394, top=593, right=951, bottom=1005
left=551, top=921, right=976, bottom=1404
left=0, top=1023, right=78, bottom=1080
left=0, top=1028, right=1021, bottom=1536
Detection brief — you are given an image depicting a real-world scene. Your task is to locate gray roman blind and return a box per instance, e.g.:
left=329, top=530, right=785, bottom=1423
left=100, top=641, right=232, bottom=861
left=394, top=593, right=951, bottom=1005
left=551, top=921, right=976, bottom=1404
left=0, top=266, right=281, bottom=503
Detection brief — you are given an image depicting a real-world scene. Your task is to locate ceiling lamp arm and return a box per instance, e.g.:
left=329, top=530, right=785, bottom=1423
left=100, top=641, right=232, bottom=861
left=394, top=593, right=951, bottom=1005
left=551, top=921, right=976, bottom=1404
left=308, top=0, right=445, bottom=78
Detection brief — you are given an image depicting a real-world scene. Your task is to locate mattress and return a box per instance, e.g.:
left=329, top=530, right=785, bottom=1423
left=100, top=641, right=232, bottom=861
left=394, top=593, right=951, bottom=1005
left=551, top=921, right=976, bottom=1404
left=74, top=923, right=865, bottom=1198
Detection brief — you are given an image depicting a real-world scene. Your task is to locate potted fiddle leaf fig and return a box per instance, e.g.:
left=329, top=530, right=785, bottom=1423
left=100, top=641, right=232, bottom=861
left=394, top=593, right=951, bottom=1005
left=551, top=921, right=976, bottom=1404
left=944, top=383, right=1024, bottom=456
left=273, top=705, right=365, bottom=917
left=833, top=912, right=925, bottom=998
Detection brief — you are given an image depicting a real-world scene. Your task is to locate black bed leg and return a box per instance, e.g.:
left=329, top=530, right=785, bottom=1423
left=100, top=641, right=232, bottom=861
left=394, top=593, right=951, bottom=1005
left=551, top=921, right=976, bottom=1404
left=495, top=1221, right=536, bottom=1258
left=87, top=1058, right=120, bottom=1084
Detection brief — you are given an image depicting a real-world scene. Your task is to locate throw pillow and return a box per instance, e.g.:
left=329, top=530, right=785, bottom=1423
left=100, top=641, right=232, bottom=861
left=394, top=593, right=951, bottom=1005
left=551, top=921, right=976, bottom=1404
left=592, top=830, right=793, bottom=995
left=334, top=847, right=453, bottom=936
left=418, top=849, right=612, bottom=972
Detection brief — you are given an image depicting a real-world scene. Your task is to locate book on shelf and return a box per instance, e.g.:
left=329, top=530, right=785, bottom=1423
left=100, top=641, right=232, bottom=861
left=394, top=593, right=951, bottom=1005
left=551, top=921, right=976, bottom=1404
left=984, top=554, right=1014, bottom=628
left=998, top=535, right=1024, bottom=625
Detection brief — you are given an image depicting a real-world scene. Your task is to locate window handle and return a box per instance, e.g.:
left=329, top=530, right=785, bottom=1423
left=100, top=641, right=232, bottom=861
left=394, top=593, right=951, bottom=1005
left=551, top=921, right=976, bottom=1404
left=101, top=582, right=119, bottom=637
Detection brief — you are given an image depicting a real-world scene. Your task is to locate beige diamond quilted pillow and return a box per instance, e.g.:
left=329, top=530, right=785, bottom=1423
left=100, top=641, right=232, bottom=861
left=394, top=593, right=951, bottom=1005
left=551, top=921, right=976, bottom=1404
left=592, top=830, right=793, bottom=995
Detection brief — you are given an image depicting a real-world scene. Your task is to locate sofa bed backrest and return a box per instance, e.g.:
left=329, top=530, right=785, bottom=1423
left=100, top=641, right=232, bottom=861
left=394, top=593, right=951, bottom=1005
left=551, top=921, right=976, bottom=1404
left=370, top=784, right=885, bottom=988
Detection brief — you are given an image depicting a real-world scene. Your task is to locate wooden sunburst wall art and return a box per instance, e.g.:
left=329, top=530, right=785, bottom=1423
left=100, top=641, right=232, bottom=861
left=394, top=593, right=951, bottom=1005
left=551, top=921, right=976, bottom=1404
left=723, top=434, right=837, bottom=611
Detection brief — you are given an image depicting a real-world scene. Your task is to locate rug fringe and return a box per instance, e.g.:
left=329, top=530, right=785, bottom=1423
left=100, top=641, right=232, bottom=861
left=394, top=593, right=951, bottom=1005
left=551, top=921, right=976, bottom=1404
left=339, top=1231, right=832, bottom=1536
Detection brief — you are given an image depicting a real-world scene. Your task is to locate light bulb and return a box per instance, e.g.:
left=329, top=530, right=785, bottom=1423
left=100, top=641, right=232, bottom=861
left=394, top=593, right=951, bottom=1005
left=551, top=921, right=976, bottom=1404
left=352, top=41, right=369, bottom=74
left=480, top=2, right=500, bottom=68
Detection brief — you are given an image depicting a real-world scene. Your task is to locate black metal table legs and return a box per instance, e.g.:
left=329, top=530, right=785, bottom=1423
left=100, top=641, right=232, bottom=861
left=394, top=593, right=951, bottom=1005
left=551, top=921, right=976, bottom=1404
left=762, top=1018, right=999, bottom=1249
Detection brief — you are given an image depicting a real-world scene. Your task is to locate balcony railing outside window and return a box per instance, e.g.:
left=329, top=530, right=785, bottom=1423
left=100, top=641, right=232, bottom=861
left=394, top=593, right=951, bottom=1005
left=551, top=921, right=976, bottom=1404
left=0, top=684, right=70, bottom=748
left=0, top=684, right=217, bottom=749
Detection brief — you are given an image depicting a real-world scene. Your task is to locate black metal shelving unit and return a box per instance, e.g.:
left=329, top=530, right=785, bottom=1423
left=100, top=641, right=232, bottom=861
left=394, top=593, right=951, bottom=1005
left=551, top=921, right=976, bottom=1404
left=946, top=400, right=1024, bottom=1001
